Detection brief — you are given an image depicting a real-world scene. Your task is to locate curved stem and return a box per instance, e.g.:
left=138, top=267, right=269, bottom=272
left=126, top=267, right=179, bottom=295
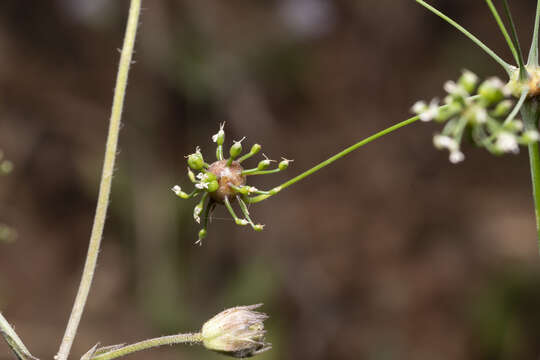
left=90, top=333, right=203, bottom=360
left=484, top=0, right=519, bottom=65
left=503, top=89, right=528, bottom=125
left=501, top=0, right=526, bottom=79
left=528, top=0, right=540, bottom=66
left=415, top=0, right=512, bottom=75
left=55, top=1, right=142, bottom=360
left=0, top=313, right=35, bottom=360
left=247, top=114, right=420, bottom=203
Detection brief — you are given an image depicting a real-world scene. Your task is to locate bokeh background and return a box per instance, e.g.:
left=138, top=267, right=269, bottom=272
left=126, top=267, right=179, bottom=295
left=2, top=1, right=540, bottom=359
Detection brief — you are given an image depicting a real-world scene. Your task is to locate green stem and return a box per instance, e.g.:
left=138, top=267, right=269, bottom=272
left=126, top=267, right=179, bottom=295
left=247, top=114, right=420, bottom=203
left=243, top=168, right=282, bottom=176
left=484, top=0, right=520, bottom=65
left=415, top=0, right=512, bottom=75
left=522, top=99, right=540, bottom=254
left=503, top=89, right=528, bottom=125
left=55, top=1, right=141, bottom=360
left=528, top=0, right=540, bottom=66
left=0, top=313, right=35, bottom=360
left=91, top=333, right=203, bottom=360
left=501, top=0, right=527, bottom=79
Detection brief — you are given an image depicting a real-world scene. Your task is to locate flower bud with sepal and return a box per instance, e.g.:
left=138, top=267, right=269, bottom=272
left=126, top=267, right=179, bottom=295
left=201, top=304, right=271, bottom=358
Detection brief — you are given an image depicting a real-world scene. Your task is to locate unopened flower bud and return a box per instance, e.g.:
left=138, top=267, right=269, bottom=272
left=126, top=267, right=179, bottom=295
left=197, top=229, right=207, bottom=245
left=172, top=185, right=190, bottom=199
left=257, top=159, right=271, bottom=170
left=230, top=138, right=245, bottom=159
left=478, top=77, right=505, bottom=105
left=207, top=180, right=219, bottom=193
left=458, top=70, right=478, bottom=94
left=491, top=100, right=514, bottom=117
left=212, top=123, right=225, bottom=145
left=188, top=149, right=205, bottom=170
left=249, top=144, right=262, bottom=155
left=278, top=158, right=292, bottom=170
left=188, top=168, right=197, bottom=183
left=201, top=304, right=271, bottom=358
left=522, top=130, right=540, bottom=144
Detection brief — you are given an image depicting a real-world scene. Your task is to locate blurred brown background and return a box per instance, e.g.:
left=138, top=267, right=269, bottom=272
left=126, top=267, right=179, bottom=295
left=2, top=1, right=540, bottom=359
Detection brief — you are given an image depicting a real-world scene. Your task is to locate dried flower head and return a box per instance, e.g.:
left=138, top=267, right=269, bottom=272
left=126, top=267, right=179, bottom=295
left=201, top=304, right=271, bottom=358
left=172, top=124, right=290, bottom=245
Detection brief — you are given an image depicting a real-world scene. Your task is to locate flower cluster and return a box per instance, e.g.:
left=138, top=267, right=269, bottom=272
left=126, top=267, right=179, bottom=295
left=172, top=123, right=291, bottom=245
left=412, top=70, right=540, bottom=163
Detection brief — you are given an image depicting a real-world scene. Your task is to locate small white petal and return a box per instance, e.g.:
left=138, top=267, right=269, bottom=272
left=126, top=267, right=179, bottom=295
left=194, top=206, right=202, bottom=223
left=433, top=135, right=458, bottom=152
left=525, top=130, right=540, bottom=141
left=172, top=185, right=182, bottom=195
left=496, top=132, right=519, bottom=154
left=474, top=107, right=487, bottom=123
left=449, top=150, right=465, bottom=164
left=419, top=99, right=439, bottom=122
left=411, top=101, right=427, bottom=114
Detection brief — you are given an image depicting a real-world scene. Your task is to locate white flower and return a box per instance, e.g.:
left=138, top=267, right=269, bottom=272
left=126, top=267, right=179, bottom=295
left=411, top=101, right=427, bottom=114
left=195, top=182, right=209, bottom=190
left=473, top=107, right=487, bottom=123
left=419, top=99, right=439, bottom=122
left=212, top=123, right=225, bottom=143
left=172, top=185, right=182, bottom=195
left=197, top=172, right=209, bottom=181
left=461, top=70, right=478, bottom=86
left=496, top=131, right=519, bottom=154
left=433, top=135, right=458, bottom=152
left=194, top=205, right=202, bottom=223
left=449, top=150, right=465, bottom=164
left=444, top=81, right=466, bottom=97
left=524, top=130, right=540, bottom=142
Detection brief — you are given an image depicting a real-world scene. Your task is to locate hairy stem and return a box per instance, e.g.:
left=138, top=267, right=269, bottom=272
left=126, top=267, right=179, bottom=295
left=90, top=333, right=203, bottom=360
left=522, top=99, right=540, bottom=254
left=529, top=0, right=540, bottom=66
left=0, top=313, right=35, bottom=360
left=415, top=0, right=512, bottom=75
left=56, top=1, right=141, bottom=359
left=484, top=0, right=519, bottom=65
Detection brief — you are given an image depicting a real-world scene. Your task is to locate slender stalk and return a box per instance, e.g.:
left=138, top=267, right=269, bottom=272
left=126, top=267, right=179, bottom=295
left=528, top=0, right=540, bottom=66
left=247, top=114, right=420, bottom=203
left=484, top=0, right=520, bottom=65
left=0, top=313, right=35, bottom=360
left=503, top=89, right=528, bottom=125
left=55, top=1, right=142, bottom=360
left=522, top=99, right=540, bottom=254
left=90, top=333, right=203, bottom=360
left=501, top=0, right=527, bottom=79
left=415, top=0, right=512, bottom=75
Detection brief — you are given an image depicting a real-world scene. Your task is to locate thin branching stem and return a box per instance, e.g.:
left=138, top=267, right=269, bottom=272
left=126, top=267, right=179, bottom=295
left=55, top=1, right=141, bottom=360
left=0, top=313, right=35, bottom=360
left=415, top=0, right=512, bottom=75
left=90, top=333, right=203, bottom=360
left=503, top=89, right=528, bottom=125
left=484, top=0, right=519, bottom=65
left=246, top=115, right=420, bottom=203
left=501, top=0, right=527, bottom=79
left=528, top=0, right=540, bottom=66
